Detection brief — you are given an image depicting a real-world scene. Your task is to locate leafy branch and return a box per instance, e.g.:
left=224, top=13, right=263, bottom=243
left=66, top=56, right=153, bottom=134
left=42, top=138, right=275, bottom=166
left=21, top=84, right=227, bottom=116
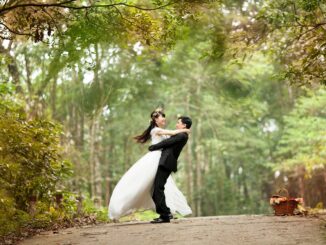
left=0, top=0, right=175, bottom=41
left=0, top=0, right=175, bottom=15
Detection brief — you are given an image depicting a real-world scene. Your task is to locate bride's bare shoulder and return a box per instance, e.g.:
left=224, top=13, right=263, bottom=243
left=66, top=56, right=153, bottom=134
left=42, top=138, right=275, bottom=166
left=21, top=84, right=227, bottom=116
left=150, top=127, right=161, bottom=134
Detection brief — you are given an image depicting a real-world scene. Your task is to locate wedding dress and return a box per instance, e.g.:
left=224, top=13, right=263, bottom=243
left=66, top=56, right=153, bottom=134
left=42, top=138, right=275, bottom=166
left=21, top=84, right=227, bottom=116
left=108, top=127, right=192, bottom=220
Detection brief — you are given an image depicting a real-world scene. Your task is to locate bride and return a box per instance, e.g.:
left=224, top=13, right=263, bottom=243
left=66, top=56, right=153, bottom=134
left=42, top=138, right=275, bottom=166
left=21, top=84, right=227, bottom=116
left=108, top=109, right=192, bottom=220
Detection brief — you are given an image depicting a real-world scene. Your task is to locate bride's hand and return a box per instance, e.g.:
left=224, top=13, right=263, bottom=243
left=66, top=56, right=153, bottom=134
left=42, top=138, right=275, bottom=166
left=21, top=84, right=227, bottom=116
left=181, top=128, right=191, bottom=134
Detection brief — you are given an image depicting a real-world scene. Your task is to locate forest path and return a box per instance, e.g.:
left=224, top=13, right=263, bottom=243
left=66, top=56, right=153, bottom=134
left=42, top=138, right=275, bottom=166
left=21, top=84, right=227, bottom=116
left=20, top=215, right=326, bottom=245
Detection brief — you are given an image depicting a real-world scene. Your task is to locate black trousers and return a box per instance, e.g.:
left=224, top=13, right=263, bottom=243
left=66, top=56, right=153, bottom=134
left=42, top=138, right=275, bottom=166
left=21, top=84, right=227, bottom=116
left=152, top=165, right=172, bottom=219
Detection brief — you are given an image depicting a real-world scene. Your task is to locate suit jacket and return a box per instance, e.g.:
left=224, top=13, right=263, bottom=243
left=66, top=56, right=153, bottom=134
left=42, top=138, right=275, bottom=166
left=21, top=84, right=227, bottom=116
left=148, top=133, right=188, bottom=172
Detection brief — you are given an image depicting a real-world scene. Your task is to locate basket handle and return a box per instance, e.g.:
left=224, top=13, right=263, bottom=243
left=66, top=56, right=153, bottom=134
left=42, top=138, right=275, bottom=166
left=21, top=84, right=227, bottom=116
left=277, top=188, right=289, bottom=199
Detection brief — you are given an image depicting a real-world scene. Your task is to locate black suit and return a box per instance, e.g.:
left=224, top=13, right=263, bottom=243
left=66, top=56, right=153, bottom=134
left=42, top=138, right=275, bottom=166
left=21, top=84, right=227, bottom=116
left=149, top=133, right=188, bottom=219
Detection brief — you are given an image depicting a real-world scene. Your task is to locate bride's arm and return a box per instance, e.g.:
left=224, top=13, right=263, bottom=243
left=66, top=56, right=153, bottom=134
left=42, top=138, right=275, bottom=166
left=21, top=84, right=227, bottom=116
left=156, top=128, right=190, bottom=136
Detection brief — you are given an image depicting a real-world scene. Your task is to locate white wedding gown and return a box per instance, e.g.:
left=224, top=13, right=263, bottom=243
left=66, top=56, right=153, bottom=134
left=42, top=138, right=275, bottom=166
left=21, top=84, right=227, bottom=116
left=108, top=127, right=192, bottom=220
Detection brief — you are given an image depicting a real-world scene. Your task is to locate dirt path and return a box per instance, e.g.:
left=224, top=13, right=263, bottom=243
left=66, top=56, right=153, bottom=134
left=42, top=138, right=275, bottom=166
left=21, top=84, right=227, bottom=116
left=20, top=215, right=326, bottom=245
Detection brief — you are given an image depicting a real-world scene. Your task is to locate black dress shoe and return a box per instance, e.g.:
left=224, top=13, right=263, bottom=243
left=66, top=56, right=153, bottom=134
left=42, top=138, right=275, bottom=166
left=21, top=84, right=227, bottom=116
left=153, top=214, right=173, bottom=221
left=150, top=218, right=170, bottom=224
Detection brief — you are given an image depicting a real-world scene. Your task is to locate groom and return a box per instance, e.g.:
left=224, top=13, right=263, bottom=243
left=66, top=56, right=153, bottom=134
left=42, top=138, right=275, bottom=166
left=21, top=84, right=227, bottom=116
left=148, top=116, right=192, bottom=224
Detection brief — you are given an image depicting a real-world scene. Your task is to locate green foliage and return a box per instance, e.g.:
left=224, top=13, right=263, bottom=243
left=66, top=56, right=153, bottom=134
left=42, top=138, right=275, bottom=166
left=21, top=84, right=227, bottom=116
left=0, top=83, right=14, bottom=96
left=241, top=0, right=326, bottom=85
left=119, top=210, right=157, bottom=222
left=0, top=97, right=75, bottom=236
left=0, top=190, right=19, bottom=236
left=298, top=0, right=321, bottom=11
left=0, top=99, right=72, bottom=210
left=81, top=195, right=109, bottom=222
left=275, top=88, right=326, bottom=172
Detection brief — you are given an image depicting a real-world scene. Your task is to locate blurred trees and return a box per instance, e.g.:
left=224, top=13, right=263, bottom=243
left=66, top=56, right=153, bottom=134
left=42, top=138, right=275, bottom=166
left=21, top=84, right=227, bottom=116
left=273, top=89, right=326, bottom=207
left=0, top=1, right=326, bottom=232
left=231, top=0, right=326, bottom=86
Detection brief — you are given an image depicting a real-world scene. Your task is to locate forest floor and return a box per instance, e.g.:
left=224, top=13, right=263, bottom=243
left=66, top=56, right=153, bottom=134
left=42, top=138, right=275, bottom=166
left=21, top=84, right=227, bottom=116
left=19, top=215, right=326, bottom=245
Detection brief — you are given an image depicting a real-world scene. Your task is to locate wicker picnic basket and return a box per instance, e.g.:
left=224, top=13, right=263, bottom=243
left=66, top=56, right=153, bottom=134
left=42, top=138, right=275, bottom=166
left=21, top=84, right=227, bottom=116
left=270, top=188, right=299, bottom=216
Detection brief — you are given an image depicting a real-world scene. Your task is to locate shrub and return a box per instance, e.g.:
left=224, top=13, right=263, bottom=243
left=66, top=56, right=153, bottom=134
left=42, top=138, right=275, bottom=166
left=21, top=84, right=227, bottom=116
left=0, top=97, right=73, bottom=236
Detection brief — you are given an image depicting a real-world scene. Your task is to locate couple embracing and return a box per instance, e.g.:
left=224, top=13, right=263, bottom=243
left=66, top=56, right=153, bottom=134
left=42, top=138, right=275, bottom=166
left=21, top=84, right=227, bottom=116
left=108, top=109, right=192, bottom=223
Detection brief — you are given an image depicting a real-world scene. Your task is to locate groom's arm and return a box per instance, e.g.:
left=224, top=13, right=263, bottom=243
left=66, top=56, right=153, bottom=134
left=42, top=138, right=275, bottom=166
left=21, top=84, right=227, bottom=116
left=148, top=133, right=187, bottom=151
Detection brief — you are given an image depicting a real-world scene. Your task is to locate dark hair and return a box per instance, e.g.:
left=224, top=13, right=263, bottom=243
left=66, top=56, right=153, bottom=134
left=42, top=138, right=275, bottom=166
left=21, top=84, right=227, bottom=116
left=178, top=116, right=192, bottom=129
left=134, top=110, right=166, bottom=144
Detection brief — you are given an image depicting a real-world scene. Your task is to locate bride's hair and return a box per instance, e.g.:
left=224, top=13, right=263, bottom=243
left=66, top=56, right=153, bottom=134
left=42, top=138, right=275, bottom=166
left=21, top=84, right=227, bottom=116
left=134, top=110, right=165, bottom=144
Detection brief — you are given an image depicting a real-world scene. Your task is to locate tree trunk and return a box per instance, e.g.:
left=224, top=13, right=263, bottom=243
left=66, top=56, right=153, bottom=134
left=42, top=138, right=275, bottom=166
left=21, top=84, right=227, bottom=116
left=77, top=63, right=85, bottom=150
left=185, top=92, right=194, bottom=209
left=105, top=177, right=111, bottom=207
left=193, top=79, right=203, bottom=216
left=0, top=41, right=22, bottom=93
left=89, top=118, right=96, bottom=199
left=89, top=116, right=103, bottom=207
left=195, top=119, right=203, bottom=216
left=23, top=52, right=33, bottom=97
left=94, top=125, right=102, bottom=207
left=89, top=44, right=103, bottom=207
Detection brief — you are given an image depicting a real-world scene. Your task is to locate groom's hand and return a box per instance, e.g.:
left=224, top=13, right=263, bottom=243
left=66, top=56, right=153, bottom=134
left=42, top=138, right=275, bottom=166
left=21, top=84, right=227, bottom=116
left=148, top=145, right=155, bottom=151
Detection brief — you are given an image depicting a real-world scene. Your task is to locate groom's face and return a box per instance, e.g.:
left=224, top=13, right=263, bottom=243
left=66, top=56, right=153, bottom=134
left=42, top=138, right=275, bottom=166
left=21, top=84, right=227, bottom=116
left=176, top=119, right=186, bottom=129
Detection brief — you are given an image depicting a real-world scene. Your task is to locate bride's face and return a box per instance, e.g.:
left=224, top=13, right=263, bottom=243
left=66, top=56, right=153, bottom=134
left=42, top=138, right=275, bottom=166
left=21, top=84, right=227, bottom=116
left=155, top=115, right=166, bottom=128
